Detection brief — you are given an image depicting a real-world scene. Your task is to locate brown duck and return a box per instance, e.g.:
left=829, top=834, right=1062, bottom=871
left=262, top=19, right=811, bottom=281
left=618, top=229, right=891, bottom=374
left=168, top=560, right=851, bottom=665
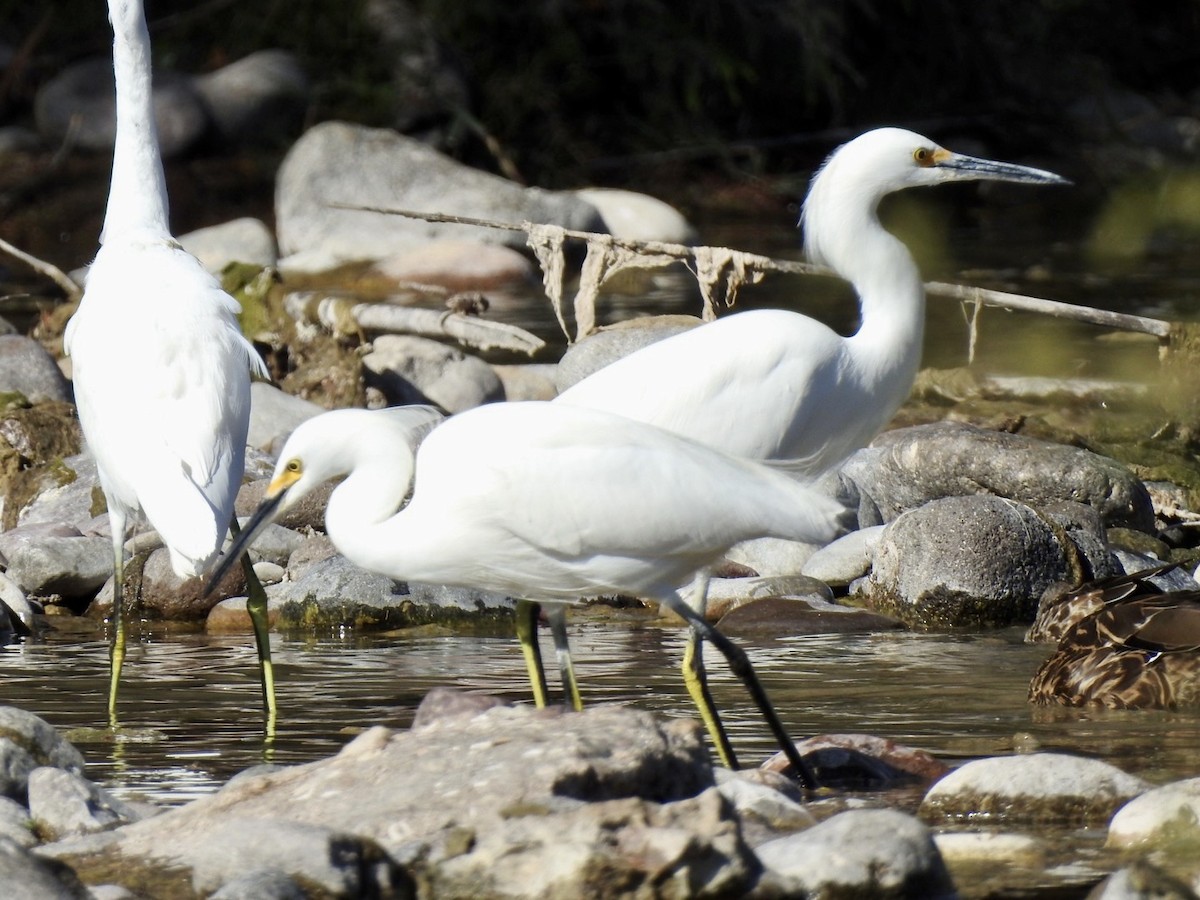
left=1028, top=567, right=1200, bottom=709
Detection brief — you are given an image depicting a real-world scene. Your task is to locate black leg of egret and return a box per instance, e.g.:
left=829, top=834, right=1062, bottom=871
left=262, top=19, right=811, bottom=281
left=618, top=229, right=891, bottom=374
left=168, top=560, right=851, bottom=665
left=515, top=599, right=551, bottom=707
left=545, top=604, right=583, bottom=711
left=669, top=598, right=817, bottom=789
left=226, top=517, right=276, bottom=729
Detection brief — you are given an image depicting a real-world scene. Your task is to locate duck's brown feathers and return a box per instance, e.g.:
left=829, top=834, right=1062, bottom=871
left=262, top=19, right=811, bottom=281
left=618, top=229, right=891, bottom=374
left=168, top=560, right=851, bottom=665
left=1028, top=580, right=1200, bottom=709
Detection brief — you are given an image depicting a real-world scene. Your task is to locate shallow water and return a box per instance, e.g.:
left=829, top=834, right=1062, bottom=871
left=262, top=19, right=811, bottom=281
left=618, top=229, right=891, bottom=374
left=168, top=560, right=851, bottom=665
left=5, top=619, right=1199, bottom=806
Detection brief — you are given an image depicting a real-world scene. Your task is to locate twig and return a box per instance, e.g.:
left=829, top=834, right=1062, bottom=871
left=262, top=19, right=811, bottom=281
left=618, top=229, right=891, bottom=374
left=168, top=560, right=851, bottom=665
left=0, top=237, right=82, bottom=302
left=328, top=203, right=1174, bottom=343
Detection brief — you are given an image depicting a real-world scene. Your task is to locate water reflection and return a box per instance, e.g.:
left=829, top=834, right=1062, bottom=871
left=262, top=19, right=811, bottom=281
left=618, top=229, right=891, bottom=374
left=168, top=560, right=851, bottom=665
left=4, top=620, right=1198, bottom=806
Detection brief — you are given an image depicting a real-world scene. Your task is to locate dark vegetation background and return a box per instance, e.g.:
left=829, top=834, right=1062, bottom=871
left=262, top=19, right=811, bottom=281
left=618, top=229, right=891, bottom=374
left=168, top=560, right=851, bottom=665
left=1, top=0, right=1199, bottom=266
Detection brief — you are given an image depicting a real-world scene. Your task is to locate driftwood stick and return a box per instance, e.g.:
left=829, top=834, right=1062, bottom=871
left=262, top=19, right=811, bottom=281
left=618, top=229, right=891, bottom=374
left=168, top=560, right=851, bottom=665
left=0, top=237, right=82, bottom=302
left=329, top=203, right=1174, bottom=341
left=285, top=291, right=545, bottom=356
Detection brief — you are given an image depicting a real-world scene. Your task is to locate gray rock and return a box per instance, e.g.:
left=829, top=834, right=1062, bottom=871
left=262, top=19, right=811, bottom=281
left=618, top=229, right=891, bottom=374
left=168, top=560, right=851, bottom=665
left=920, top=752, right=1150, bottom=826
left=0, top=573, right=35, bottom=633
left=16, top=454, right=101, bottom=531
left=265, top=555, right=515, bottom=632
left=1107, top=776, right=1200, bottom=851
left=571, top=188, right=698, bottom=243
left=275, top=121, right=604, bottom=270
left=1086, top=860, right=1200, bottom=900
left=247, top=381, right=324, bottom=453
left=756, top=808, right=955, bottom=899
left=1041, top=500, right=1121, bottom=580
left=362, top=334, right=503, bottom=412
left=371, top=239, right=535, bottom=291
left=34, top=58, right=208, bottom=158
left=841, top=421, right=1155, bottom=531
left=0, top=526, right=112, bottom=600
left=722, top=535, right=822, bottom=578
left=933, top=830, right=1046, bottom=866
left=178, top=218, right=277, bottom=274
left=191, top=49, right=309, bottom=146
left=1115, top=551, right=1200, bottom=590
left=713, top=769, right=815, bottom=834
left=0, top=335, right=71, bottom=404
left=0, top=708, right=85, bottom=803
left=715, top=594, right=903, bottom=639
left=0, top=836, right=91, bottom=900
left=859, top=495, right=1071, bottom=628
left=207, top=867, right=310, bottom=900
left=554, top=314, right=701, bottom=392
left=491, top=363, right=559, bottom=401
left=0, top=796, right=36, bottom=848
left=802, top=524, right=885, bottom=585
left=26, top=768, right=144, bottom=840
left=42, top=699, right=751, bottom=898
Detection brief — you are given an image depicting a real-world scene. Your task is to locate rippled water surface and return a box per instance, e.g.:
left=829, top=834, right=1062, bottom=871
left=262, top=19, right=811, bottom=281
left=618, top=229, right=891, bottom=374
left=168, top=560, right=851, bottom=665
left=5, top=620, right=1199, bottom=807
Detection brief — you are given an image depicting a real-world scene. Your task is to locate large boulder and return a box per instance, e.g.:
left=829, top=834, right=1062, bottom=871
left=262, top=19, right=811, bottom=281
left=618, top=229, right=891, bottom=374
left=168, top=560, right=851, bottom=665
left=275, top=121, right=605, bottom=271
left=841, top=421, right=1155, bottom=532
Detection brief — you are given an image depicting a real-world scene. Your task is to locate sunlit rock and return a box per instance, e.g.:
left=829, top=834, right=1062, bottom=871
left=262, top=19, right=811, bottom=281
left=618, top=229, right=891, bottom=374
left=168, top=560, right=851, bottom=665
left=362, top=334, right=503, bottom=412
left=920, top=752, right=1150, bottom=826
left=1107, top=776, right=1200, bottom=852
left=859, top=495, right=1071, bottom=628
left=841, top=421, right=1155, bottom=531
left=178, top=218, right=277, bottom=274
left=756, top=808, right=955, bottom=898
left=275, top=121, right=603, bottom=270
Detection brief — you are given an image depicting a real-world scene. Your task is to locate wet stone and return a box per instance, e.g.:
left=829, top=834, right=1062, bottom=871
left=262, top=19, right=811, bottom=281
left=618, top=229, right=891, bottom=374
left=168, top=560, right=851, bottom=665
left=920, top=752, right=1151, bottom=826
left=755, top=807, right=956, bottom=899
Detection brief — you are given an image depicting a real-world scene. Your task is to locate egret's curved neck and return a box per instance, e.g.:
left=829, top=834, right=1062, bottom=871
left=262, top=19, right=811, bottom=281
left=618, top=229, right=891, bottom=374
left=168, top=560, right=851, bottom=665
left=323, top=450, right=420, bottom=576
left=102, top=0, right=170, bottom=243
left=808, top=195, right=926, bottom=385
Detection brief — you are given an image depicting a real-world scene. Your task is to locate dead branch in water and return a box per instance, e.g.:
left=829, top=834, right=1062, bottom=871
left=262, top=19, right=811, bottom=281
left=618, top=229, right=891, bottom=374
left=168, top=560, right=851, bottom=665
left=330, top=203, right=1173, bottom=345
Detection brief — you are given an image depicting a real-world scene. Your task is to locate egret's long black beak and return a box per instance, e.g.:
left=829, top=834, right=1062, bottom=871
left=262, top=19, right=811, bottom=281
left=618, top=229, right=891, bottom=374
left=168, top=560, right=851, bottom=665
left=937, top=149, right=1069, bottom=186
left=205, top=487, right=290, bottom=595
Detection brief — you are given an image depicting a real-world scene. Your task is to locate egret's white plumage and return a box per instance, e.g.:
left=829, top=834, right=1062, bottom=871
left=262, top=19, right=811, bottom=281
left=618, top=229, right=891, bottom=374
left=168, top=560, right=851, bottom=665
left=214, top=402, right=848, bottom=781
left=63, top=0, right=270, bottom=718
left=557, top=128, right=1068, bottom=475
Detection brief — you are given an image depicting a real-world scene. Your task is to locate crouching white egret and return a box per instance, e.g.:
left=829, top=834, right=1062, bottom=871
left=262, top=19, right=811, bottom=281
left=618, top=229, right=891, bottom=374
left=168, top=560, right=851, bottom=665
left=208, top=403, right=848, bottom=784
left=63, top=0, right=273, bottom=724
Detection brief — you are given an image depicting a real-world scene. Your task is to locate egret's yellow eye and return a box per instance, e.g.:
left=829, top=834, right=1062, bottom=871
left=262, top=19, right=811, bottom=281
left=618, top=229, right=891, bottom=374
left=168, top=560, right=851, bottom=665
left=285, top=458, right=302, bottom=474
left=913, top=147, right=934, bottom=166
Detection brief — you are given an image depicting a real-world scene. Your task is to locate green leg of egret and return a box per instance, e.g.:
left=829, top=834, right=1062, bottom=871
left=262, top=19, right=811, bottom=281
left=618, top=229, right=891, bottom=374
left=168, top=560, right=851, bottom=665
left=106, top=508, right=128, bottom=727
left=669, top=578, right=817, bottom=789
left=515, top=599, right=551, bottom=708
left=545, top=604, right=583, bottom=712
left=229, top=517, right=276, bottom=727
left=682, top=630, right=739, bottom=770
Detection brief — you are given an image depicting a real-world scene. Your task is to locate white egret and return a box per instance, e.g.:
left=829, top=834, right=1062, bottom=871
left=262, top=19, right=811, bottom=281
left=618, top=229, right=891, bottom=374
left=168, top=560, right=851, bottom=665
left=63, top=0, right=273, bottom=722
left=553, top=128, right=1067, bottom=724
left=209, top=402, right=849, bottom=784
left=557, top=127, right=1068, bottom=471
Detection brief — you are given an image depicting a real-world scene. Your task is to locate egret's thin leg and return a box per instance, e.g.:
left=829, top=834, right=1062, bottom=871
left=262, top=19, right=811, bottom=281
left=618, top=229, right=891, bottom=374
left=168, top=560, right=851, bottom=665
left=545, top=605, right=583, bottom=712
left=106, top=506, right=128, bottom=726
left=682, top=631, right=739, bottom=770
left=676, top=572, right=738, bottom=769
left=667, top=587, right=817, bottom=789
left=515, top=599, right=551, bottom=707
left=229, top=517, right=276, bottom=727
